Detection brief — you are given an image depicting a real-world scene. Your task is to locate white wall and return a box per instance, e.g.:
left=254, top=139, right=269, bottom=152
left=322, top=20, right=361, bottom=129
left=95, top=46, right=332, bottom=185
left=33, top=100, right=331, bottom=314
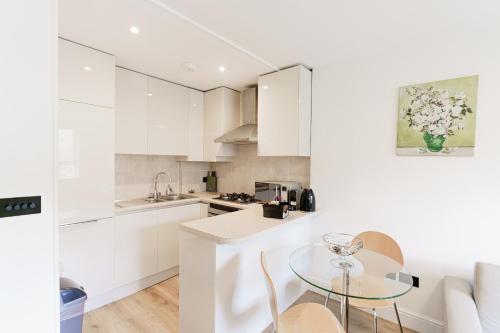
left=310, top=15, right=500, bottom=329
left=0, top=1, right=58, bottom=332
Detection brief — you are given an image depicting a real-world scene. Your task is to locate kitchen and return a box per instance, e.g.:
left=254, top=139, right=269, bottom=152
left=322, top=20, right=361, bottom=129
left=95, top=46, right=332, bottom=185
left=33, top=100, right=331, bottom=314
left=57, top=0, right=315, bottom=331
left=6, top=1, right=498, bottom=333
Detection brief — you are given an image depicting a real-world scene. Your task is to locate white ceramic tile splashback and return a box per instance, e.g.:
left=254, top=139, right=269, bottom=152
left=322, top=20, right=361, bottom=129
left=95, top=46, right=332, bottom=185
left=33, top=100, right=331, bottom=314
left=115, top=154, right=209, bottom=200
left=215, top=145, right=310, bottom=194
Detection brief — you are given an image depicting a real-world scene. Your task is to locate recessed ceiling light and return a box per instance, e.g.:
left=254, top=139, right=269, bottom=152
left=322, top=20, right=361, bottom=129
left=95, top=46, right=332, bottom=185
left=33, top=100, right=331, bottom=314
left=181, top=62, right=197, bottom=72
left=263, top=85, right=268, bottom=90
left=147, top=93, right=153, bottom=97
left=83, top=66, right=91, bottom=71
left=130, top=26, right=139, bottom=34
left=218, top=66, right=226, bottom=72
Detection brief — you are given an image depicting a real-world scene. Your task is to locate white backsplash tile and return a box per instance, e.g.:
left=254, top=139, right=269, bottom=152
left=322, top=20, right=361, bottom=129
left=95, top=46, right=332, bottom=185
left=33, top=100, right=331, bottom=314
left=115, top=154, right=209, bottom=200
left=115, top=146, right=310, bottom=200
left=214, top=145, right=310, bottom=194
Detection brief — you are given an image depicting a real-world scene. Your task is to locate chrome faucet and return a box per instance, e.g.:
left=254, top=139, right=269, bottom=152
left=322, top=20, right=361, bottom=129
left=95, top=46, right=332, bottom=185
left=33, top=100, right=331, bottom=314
left=165, top=173, right=174, bottom=196
left=152, top=172, right=167, bottom=200
left=152, top=171, right=174, bottom=200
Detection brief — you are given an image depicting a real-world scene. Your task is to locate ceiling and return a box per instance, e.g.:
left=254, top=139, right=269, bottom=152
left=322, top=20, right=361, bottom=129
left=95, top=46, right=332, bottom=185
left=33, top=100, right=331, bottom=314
left=59, top=0, right=274, bottom=91
left=60, top=0, right=499, bottom=91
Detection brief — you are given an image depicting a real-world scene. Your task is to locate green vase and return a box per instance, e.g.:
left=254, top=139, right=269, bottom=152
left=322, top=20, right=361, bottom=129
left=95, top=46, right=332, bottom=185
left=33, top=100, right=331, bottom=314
left=423, top=131, right=446, bottom=152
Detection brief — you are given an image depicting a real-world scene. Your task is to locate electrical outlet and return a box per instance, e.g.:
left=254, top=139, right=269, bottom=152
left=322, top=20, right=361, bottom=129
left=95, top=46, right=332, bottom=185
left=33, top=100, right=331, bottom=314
left=385, top=272, right=419, bottom=288
left=412, top=275, right=420, bottom=288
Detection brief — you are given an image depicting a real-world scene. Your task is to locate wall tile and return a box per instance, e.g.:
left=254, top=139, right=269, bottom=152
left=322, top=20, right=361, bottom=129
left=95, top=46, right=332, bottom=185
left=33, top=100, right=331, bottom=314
left=115, top=154, right=209, bottom=200
left=214, top=145, right=310, bottom=194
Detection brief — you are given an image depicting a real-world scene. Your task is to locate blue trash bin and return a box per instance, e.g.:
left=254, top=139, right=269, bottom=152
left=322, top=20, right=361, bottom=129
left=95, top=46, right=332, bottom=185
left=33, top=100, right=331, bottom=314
left=60, top=278, right=87, bottom=333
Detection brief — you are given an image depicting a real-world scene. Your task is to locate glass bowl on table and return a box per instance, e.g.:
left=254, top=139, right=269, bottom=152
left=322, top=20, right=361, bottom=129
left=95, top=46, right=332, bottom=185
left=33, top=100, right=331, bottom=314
left=323, top=232, right=363, bottom=269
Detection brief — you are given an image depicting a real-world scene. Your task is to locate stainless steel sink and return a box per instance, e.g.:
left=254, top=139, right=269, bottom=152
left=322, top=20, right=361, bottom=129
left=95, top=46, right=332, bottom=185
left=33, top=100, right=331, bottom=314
left=144, top=194, right=195, bottom=203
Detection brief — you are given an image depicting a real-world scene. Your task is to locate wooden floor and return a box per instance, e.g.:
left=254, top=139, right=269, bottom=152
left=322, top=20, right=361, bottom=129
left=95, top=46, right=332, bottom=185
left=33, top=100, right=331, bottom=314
left=84, top=275, right=416, bottom=333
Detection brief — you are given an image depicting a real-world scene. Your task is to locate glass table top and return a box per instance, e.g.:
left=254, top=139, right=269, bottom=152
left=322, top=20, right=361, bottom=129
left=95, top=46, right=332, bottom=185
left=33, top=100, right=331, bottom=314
left=289, top=244, right=413, bottom=300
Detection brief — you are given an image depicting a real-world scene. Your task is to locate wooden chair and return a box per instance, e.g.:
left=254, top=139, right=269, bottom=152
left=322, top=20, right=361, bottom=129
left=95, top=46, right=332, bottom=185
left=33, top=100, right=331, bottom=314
left=260, top=251, right=345, bottom=333
left=347, top=231, right=405, bottom=333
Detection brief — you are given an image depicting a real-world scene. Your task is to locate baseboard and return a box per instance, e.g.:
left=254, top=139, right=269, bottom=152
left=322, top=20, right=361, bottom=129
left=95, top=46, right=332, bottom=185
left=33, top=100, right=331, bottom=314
left=367, top=305, right=444, bottom=333
left=309, top=287, right=444, bottom=333
left=85, top=266, right=179, bottom=312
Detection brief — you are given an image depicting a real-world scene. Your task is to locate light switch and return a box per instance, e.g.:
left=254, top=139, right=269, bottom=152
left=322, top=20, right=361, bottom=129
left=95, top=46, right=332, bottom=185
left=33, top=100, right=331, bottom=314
left=0, top=196, right=41, bottom=218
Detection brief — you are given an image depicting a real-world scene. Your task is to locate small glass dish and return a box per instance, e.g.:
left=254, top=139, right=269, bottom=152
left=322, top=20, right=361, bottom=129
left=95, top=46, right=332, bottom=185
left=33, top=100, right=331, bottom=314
left=323, top=232, right=363, bottom=269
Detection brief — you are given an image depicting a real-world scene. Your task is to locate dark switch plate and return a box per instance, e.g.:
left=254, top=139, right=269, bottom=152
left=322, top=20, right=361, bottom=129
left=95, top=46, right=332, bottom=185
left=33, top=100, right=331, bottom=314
left=0, top=196, right=41, bottom=218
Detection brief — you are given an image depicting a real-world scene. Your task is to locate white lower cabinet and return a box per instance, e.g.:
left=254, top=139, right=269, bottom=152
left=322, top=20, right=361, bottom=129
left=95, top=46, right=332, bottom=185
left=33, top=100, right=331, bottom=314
left=157, top=204, right=201, bottom=271
left=60, top=203, right=203, bottom=307
left=59, top=218, right=114, bottom=298
left=199, top=203, right=209, bottom=218
left=114, top=210, right=158, bottom=287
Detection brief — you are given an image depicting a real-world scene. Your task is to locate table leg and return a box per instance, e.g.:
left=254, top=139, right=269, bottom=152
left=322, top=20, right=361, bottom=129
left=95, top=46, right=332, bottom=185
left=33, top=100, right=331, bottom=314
left=340, top=266, right=350, bottom=332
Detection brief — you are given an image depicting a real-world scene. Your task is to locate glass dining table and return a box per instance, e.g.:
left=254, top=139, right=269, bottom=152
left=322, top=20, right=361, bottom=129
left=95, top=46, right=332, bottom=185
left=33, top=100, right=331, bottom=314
left=289, top=244, right=413, bottom=333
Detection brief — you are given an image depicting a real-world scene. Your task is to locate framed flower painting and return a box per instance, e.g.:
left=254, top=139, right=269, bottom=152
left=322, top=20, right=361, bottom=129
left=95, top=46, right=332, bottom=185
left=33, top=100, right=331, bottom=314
left=397, top=75, right=478, bottom=156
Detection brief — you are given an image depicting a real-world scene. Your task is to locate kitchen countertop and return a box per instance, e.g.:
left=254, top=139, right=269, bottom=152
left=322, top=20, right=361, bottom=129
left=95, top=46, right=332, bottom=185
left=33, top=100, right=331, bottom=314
left=114, top=192, right=258, bottom=215
left=179, top=206, right=318, bottom=244
left=115, top=192, right=317, bottom=244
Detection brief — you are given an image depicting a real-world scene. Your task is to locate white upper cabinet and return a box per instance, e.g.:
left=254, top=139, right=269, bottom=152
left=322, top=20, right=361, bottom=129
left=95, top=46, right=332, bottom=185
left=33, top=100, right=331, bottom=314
left=115, top=68, right=148, bottom=154
left=115, top=68, right=191, bottom=156
left=58, top=100, right=114, bottom=225
left=185, top=89, right=205, bottom=161
left=148, top=77, right=189, bottom=155
left=204, top=87, right=240, bottom=161
left=58, top=38, right=115, bottom=108
left=258, top=65, right=312, bottom=156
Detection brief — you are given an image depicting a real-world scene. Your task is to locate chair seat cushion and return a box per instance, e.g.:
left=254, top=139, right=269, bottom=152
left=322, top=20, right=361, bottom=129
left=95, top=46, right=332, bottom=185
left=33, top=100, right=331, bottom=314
left=279, top=303, right=344, bottom=333
left=474, top=262, right=500, bottom=333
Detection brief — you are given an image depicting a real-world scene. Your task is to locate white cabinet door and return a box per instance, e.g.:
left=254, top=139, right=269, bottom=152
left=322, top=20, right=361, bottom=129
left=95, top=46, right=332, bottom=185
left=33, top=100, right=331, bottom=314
left=148, top=77, right=189, bottom=155
left=58, top=38, right=115, bottom=108
left=203, top=88, right=239, bottom=161
left=186, top=89, right=204, bottom=161
left=199, top=203, right=209, bottom=218
left=114, top=210, right=158, bottom=287
left=115, top=67, right=149, bottom=154
left=58, top=100, right=114, bottom=225
left=257, top=65, right=311, bottom=156
left=59, top=219, right=114, bottom=298
left=157, top=204, right=201, bottom=271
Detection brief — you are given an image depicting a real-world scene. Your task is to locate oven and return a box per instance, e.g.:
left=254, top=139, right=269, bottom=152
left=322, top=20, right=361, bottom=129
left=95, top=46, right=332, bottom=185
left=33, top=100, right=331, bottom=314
left=208, top=203, right=241, bottom=217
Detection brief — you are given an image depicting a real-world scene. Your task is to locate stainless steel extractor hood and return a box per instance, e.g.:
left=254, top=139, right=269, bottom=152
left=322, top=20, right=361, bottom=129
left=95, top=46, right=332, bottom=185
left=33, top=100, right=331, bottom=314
left=215, top=87, right=257, bottom=144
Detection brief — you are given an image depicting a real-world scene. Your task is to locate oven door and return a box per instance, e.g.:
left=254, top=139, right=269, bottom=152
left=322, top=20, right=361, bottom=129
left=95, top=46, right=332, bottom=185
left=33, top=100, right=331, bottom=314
left=208, top=203, right=240, bottom=217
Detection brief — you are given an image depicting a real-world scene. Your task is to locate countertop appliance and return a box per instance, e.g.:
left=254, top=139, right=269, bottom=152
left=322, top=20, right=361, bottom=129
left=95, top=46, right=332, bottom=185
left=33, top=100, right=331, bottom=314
left=208, top=203, right=241, bottom=217
left=299, top=188, right=316, bottom=212
left=212, top=192, right=256, bottom=204
left=255, top=181, right=302, bottom=203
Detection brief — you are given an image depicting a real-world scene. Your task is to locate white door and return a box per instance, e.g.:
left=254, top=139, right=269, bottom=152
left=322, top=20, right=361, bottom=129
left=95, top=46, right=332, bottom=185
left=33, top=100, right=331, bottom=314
left=58, top=100, right=114, bottom=225
left=59, top=219, right=114, bottom=298
left=115, top=67, right=149, bottom=154
left=157, top=204, right=201, bottom=271
left=114, top=211, right=158, bottom=287
left=148, top=77, right=189, bottom=155
left=58, top=38, right=115, bottom=108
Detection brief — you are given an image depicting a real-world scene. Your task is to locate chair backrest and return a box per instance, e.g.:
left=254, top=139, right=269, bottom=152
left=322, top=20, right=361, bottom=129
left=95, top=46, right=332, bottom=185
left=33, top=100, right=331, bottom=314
left=260, top=251, right=279, bottom=332
left=474, top=262, right=500, bottom=333
left=356, top=231, right=404, bottom=265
